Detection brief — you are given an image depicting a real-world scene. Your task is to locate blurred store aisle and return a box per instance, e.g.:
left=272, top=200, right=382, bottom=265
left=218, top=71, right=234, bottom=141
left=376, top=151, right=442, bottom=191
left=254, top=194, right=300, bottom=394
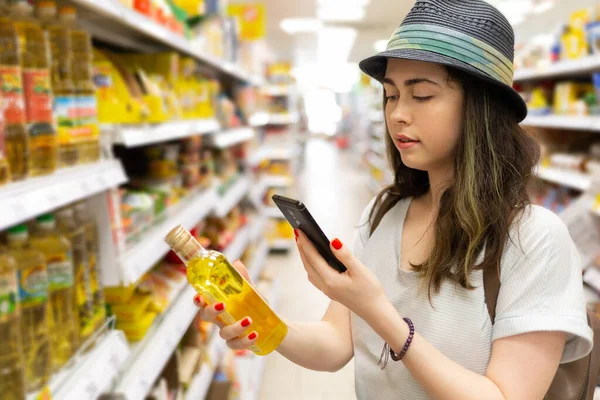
left=259, top=139, right=372, bottom=400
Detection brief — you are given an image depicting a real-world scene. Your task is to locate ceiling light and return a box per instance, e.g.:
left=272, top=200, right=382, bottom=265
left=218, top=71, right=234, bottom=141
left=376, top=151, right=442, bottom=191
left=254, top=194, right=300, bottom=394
left=374, top=39, right=388, bottom=52
left=318, top=26, right=357, bottom=64
left=318, top=6, right=366, bottom=22
left=280, top=18, right=323, bottom=35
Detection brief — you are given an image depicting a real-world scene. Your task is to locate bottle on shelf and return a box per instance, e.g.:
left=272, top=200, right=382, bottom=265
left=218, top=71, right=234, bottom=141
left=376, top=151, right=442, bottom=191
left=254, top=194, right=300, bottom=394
left=10, top=0, right=57, bottom=177
left=36, top=0, right=78, bottom=167
left=56, top=206, right=94, bottom=345
left=5, top=223, right=50, bottom=392
left=0, top=2, right=29, bottom=181
left=59, top=6, right=99, bottom=164
left=165, top=225, right=288, bottom=356
left=30, top=213, right=77, bottom=371
left=73, top=201, right=105, bottom=329
left=0, top=252, right=26, bottom=400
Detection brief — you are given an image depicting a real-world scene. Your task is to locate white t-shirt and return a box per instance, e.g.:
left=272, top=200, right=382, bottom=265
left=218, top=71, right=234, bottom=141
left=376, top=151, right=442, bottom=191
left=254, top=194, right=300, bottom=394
left=351, top=197, right=593, bottom=400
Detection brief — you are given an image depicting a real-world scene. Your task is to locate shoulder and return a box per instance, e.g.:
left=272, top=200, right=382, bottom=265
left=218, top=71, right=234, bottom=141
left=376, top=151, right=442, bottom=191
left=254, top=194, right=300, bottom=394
left=502, top=205, right=577, bottom=275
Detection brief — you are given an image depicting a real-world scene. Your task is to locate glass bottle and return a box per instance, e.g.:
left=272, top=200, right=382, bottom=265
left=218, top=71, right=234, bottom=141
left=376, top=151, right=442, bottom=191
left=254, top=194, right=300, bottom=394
left=165, top=225, right=287, bottom=356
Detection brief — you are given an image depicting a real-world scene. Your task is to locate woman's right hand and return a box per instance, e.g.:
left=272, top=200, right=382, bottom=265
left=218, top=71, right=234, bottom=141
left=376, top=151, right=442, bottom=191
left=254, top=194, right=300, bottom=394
left=192, top=259, right=258, bottom=351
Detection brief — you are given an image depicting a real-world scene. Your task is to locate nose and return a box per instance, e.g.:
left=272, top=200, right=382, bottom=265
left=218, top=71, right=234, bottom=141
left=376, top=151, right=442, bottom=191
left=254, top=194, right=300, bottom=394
left=387, top=99, right=412, bottom=126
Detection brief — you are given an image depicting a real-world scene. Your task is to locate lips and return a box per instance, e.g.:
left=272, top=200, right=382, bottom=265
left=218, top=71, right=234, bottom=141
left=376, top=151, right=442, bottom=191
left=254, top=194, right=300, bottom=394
left=394, top=134, right=420, bottom=150
left=396, top=134, right=418, bottom=143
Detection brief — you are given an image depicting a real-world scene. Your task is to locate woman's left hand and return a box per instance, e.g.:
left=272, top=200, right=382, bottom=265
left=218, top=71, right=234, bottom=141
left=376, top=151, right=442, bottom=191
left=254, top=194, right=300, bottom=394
left=295, top=229, right=386, bottom=319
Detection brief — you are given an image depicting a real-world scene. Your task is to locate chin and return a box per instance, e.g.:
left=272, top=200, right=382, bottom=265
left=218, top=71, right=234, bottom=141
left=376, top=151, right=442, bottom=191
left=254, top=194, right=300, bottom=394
left=398, top=151, right=430, bottom=172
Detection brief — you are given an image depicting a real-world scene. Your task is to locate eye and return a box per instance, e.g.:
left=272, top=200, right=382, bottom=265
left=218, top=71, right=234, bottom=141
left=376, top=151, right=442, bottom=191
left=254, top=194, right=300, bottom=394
left=413, top=95, right=433, bottom=102
left=386, top=94, right=400, bottom=102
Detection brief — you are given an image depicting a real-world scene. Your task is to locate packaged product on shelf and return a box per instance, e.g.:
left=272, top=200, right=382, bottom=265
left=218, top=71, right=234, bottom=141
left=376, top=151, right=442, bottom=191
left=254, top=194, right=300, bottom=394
left=111, top=293, right=152, bottom=322
left=120, top=189, right=156, bottom=244
left=93, top=49, right=149, bottom=124
left=73, top=201, right=106, bottom=329
left=103, top=283, right=137, bottom=305
left=5, top=224, right=50, bottom=392
left=59, top=6, right=100, bottom=163
left=0, top=252, right=26, bottom=399
left=36, top=0, right=79, bottom=167
left=553, top=82, right=595, bottom=115
left=115, top=310, right=157, bottom=341
left=30, top=213, right=77, bottom=372
left=11, top=0, right=57, bottom=177
left=55, top=206, right=95, bottom=344
left=179, top=345, right=202, bottom=388
left=165, top=226, right=288, bottom=356
left=0, top=10, right=28, bottom=181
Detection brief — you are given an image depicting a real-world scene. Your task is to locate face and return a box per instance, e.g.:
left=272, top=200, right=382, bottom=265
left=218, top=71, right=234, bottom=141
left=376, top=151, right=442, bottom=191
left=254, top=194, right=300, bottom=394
left=383, top=58, right=464, bottom=173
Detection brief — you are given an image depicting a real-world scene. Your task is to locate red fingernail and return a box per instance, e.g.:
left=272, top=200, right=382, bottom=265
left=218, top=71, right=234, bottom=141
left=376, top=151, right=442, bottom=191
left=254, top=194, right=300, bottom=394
left=332, top=238, right=343, bottom=250
left=248, top=332, right=257, bottom=340
left=215, top=303, right=225, bottom=311
left=294, top=229, right=299, bottom=238
left=193, top=294, right=202, bottom=304
left=241, top=318, right=251, bottom=327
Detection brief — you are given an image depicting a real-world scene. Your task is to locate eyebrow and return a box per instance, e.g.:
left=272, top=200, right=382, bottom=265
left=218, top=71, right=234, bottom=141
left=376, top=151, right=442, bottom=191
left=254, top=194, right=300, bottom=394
left=383, top=77, right=440, bottom=87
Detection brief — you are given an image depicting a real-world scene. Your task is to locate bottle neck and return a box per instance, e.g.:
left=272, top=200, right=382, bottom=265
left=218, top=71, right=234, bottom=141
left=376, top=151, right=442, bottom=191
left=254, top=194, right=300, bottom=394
left=165, top=225, right=209, bottom=265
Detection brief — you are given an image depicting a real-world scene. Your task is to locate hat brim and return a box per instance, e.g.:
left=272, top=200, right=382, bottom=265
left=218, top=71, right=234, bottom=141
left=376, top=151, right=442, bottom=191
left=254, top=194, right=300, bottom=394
left=359, top=48, right=527, bottom=122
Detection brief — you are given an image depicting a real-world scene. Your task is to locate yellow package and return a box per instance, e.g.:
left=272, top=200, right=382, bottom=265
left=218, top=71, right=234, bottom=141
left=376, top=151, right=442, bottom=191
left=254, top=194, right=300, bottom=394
left=111, top=294, right=153, bottom=322
left=94, top=49, right=149, bottom=124
left=116, top=311, right=157, bottom=341
left=104, top=284, right=137, bottom=304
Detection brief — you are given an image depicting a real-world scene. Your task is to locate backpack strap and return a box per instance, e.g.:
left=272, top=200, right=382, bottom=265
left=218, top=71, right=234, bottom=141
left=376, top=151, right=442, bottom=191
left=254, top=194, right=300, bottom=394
left=483, top=266, right=501, bottom=324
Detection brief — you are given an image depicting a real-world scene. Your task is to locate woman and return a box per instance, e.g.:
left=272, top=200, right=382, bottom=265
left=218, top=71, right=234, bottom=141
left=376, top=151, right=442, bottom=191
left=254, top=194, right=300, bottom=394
left=194, top=0, right=593, bottom=398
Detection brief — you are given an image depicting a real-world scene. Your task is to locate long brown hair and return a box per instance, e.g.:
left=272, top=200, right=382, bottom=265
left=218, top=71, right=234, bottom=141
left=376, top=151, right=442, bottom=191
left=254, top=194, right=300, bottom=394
left=369, top=67, right=539, bottom=296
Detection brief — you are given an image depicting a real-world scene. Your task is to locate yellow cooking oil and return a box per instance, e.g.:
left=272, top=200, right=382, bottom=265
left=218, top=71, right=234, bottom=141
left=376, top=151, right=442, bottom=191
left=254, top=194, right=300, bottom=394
left=5, top=223, right=50, bottom=392
left=56, top=206, right=94, bottom=346
left=31, top=213, right=77, bottom=371
left=0, top=252, right=26, bottom=400
left=74, top=201, right=105, bottom=329
left=11, top=0, right=57, bottom=176
left=165, top=226, right=288, bottom=356
left=0, top=9, right=29, bottom=181
left=36, top=0, right=78, bottom=167
left=59, top=6, right=99, bottom=164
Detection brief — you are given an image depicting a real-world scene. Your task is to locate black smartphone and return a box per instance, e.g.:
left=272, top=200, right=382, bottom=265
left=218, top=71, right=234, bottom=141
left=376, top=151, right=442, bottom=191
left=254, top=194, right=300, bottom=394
left=271, top=194, right=347, bottom=273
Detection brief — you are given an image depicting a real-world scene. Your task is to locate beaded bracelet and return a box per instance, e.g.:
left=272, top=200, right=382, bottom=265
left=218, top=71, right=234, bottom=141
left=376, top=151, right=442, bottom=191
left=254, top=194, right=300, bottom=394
left=377, top=318, right=415, bottom=370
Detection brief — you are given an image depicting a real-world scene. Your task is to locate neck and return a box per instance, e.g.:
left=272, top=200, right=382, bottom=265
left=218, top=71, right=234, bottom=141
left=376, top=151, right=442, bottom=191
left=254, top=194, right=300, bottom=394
left=423, top=166, right=454, bottom=212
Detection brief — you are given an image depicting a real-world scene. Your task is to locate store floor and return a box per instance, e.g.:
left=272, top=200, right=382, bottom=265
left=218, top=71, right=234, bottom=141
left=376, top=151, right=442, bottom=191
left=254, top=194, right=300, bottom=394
left=259, top=139, right=372, bottom=400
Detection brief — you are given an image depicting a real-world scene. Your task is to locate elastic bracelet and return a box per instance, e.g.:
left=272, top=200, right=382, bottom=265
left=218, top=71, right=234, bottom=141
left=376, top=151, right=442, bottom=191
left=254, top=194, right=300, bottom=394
left=377, top=317, right=415, bottom=370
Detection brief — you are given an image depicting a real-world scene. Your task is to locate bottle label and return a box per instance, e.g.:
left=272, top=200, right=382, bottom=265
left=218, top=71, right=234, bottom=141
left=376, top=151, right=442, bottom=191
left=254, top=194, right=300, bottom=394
left=47, top=252, right=74, bottom=290
left=0, top=65, right=26, bottom=124
left=54, top=96, right=77, bottom=145
left=0, top=271, right=18, bottom=321
left=17, top=264, right=49, bottom=307
left=71, top=95, right=98, bottom=140
left=23, top=69, right=53, bottom=123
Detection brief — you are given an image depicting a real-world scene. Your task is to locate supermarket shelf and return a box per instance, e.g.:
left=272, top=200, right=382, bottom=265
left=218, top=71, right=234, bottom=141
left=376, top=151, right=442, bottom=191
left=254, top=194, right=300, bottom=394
left=67, top=0, right=263, bottom=85
left=514, top=55, right=600, bottom=82
left=248, top=239, right=269, bottom=283
left=270, top=238, right=294, bottom=251
left=224, top=225, right=252, bottom=261
left=27, top=329, right=130, bottom=400
left=117, top=188, right=218, bottom=285
left=215, top=176, right=252, bottom=218
left=0, top=160, right=127, bottom=231
left=107, top=119, right=220, bottom=147
left=212, top=127, right=255, bottom=149
left=534, top=166, right=592, bottom=192
left=185, top=331, right=228, bottom=400
left=262, top=85, right=293, bottom=96
left=115, top=286, right=198, bottom=400
left=250, top=216, right=268, bottom=244
left=262, top=174, right=293, bottom=188
left=248, top=146, right=301, bottom=166
left=521, top=115, right=600, bottom=131
left=249, top=112, right=270, bottom=127
left=268, top=113, right=299, bottom=125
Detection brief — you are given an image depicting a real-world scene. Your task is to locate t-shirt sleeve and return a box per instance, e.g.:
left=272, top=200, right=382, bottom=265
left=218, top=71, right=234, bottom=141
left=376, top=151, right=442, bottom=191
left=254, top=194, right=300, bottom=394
left=492, top=206, right=593, bottom=363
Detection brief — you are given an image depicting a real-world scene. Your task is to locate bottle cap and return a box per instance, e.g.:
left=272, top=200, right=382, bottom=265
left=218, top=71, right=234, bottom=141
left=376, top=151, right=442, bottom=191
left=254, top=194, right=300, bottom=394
left=58, top=5, right=76, bottom=19
left=7, top=224, right=28, bottom=241
left=36, top=213, right=55, bottom=223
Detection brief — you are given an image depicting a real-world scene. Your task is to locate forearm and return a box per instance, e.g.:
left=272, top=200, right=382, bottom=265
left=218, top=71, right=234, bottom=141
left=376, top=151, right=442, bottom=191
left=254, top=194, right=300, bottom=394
left=367, top=301, right=505, bottom=400
left=276, top=320, right=353, bottom=372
